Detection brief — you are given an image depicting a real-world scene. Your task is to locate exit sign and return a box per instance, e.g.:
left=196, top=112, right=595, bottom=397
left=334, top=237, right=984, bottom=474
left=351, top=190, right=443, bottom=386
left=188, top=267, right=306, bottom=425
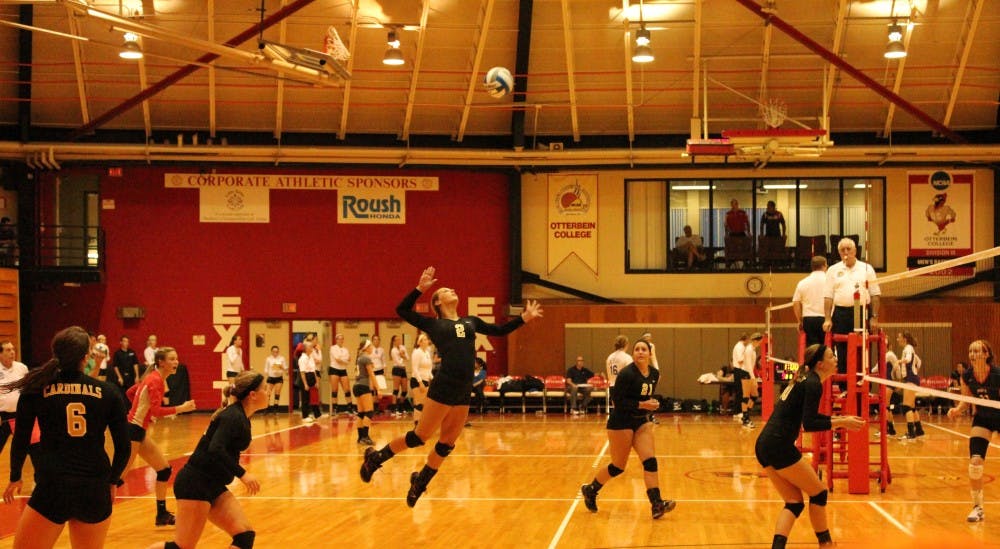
left=108, top=167, right=123, bottom=177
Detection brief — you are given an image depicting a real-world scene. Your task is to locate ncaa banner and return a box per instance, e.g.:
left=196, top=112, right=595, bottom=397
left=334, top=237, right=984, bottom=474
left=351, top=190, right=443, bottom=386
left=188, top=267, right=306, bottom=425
left=547, top=174, right=598, bottom=274
left=199, top=186, right=269, bottom=223
left=338, top=188, right=406, bottom=224
left=907, top=170, right=973, bottom=274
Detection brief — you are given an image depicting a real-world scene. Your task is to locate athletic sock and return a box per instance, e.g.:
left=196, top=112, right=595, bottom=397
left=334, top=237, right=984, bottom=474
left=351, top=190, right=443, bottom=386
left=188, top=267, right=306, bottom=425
left=156, top=500, right=167, bottom=514
left=588, top=479, right=604, bottom=493
left=907, top=422, right=915, bottom=437
left=375, top=446, right=395, bottom=463
left=915, top=421, right=924, bottom=435
left=815, top=530, right=832, bottom=544
left=973, top=489, right=984, bottom=506
left=646, top=487, right=662, bottom=503
left=357, top=426, right=369, bottom=440
left=417, top=465, right=438, bottom=484
left=771, top=534, right=788, bottom=549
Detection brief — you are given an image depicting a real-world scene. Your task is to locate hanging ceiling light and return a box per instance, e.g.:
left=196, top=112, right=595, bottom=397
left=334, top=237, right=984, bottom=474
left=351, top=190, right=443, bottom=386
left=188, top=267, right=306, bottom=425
left=119, top=31, right=143, bottom=60
left=632, top=26, right=653, bottom=63
left=884, top=22, right=906, bottom=59
left=383, top=30, right=404, bottom=66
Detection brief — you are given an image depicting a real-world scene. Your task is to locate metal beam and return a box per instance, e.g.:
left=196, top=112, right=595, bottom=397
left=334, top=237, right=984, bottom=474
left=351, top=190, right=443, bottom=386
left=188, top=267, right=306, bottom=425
left=821, top=0, right=847, bottom=134
left=69, top=0, right=318, bottom=140
left=943, top=0, right=983, bottom=127
left=208, top=0, right=217, bottom=138
left=337, top=0, right=361, bottom=140
left=17, top=5, right=32, bottom=142
left=136, top=37, right=151, bottom=138
left=273, top=0, right=287, bottom=141
left=881, top=24, right=913, bottom=137
left=510, top=0, right=533, bottom=150
left=64, top=3, right=89, bottom=124
left=623, top=0, right=635, bottom=143
left=757, top=0, right=774, bottom=122
left=560, top=0, right=579, bottom=142
left=732, top=0, right=966, bottom=144
left=456, top=0, right=495, bottom=142
left=690, top=0, right=701, bottom=139
left=401, top=0, right=432, bottom=141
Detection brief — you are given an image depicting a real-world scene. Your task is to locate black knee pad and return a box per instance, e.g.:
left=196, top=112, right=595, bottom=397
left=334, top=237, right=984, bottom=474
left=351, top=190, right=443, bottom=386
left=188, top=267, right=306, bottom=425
left=156, top=466, right=172, bottom=482
left=405, top=430, right=425, bottom=448
left=331, top=392, right=339, bottom=399
left=231, top=531, right=255, bottom=549
left=393, top=388, right=400, bottom=398
left=784, top=501, right=805, bottom=517
left=347, top=390, right=354, bottom=398
left=434, top=442, right=455, bottom=458
left=742, top=398, right=750, bottom=405
left=164, top=542, right=181, bottom=549
left=359, top=411, right=372, bottom=419
left=809, top=489, right=828, bottom=507
left=607, top=463, right=624, bottom=477
left=414, top=404, right=424, bottom=411
left=971, top=436, right=990, bottom=459
left=900, top=405, right=912, bottom=415
left=642, top=457, right=658, bottom=472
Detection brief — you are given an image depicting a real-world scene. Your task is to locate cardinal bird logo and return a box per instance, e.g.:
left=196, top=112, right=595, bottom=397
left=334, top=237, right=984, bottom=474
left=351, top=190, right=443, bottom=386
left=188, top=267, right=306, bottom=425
left=555, top=182, right=590, bottom=214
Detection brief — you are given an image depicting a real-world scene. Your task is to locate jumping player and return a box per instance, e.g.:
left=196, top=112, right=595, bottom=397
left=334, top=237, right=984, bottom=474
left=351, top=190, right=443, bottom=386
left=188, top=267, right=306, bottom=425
left=149, top=371, right=266, bottom=549
left=581, top=339, right=675, bottom=519
left=360, top=266, right=542, bottom=506
left=2, top=326, right=130, bottom=548
left=947, top=339, right=999, bottom=523
left=754, top=344, right=864, bottom=548
left=125, top=347, right=197, bottom=526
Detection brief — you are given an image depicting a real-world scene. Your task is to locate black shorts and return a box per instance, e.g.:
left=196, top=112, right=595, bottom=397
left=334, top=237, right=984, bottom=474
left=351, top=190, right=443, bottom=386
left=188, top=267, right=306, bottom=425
left=128, top=423, right=146, bottom=443
left=427, top=376, right=473, bottom=406
left=173, top=465, right=229, bottom=504
left=266, top=376, right=283, bottom=385
left=972, top=414, right=1000, bottom=433
left=392, top=366, right=408, bottom=378
left=410, top=378, right=429, bottom=390
left=734, top=369, right=751, bottom=381
left=606, top=412, right=651, bottom=431
left=29, top=477, right=112, bottom=524
left=328, top=367, right=348, bottom=377
left=754, top=433, right=802, bottom=469
left=353, top=383, right=374, bottom=397
left=226, top=371, right=239, bottom=378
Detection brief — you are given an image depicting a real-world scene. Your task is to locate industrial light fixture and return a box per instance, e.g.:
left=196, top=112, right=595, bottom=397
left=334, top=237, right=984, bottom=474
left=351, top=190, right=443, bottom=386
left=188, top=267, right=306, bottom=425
left=632, top=25, right=653, bottom=63
left=383, top=30, right=404, bottom=66
left=119, top=31, right=143, bottom=60
left=884, top=22, right=906, bottom=59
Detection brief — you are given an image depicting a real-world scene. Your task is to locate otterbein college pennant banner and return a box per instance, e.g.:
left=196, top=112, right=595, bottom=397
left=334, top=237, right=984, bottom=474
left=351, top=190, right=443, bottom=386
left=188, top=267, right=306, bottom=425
left=547, top=174, right=598, bottom=274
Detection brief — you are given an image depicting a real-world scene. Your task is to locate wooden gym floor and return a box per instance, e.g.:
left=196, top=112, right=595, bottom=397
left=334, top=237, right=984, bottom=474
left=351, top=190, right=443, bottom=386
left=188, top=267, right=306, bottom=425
left=0, top=410, right=996, bottom=548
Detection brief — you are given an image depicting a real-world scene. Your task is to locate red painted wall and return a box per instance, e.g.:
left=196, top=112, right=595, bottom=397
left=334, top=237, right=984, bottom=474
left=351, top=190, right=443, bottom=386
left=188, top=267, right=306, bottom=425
left=28, top=166, right=513, bottom=408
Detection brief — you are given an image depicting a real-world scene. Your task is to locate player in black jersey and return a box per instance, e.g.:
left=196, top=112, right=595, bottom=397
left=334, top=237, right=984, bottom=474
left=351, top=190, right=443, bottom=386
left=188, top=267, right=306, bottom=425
left=947, top=339, right=999, bottom=523
left=152, top=371, right=267, bottom=549
left=361, top=266, right=542, bottom=506
left=754, top=344, right=864, bottom=549
left=581, top=339, right=675, bottom=519
left=1, top=326, right=130, bottom=549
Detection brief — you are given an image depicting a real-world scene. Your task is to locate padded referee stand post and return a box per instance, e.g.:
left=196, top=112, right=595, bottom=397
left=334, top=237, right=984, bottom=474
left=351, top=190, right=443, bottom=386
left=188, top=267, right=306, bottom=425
left=796, top=330, right=806, bottom=368
left=844, top=332, right=871, bottom=494
left=760, top=334, right=775, bottom=421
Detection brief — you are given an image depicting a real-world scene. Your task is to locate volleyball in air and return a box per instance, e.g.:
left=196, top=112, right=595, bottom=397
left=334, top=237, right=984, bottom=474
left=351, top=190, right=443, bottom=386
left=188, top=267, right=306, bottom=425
left=483, top=66, right=513, bottom=98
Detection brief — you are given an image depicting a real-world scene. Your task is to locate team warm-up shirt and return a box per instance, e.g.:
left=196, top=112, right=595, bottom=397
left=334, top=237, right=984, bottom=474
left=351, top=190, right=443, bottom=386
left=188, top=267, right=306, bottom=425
left=0, top=361, right=28, bottom=413
left=605, top=350, right=631, bottom=387
left=356, top=355, right=373, bottom=388
left=185, top=403, right=251, bottom=484
left=963, top=366, right=1000, bottom=422
left=10, top=371, right=130, bottom=484
left=760, top=371, right=832, bottom=445
left=264, top=355, right=287, bottom=378
left=225, top=345, right=244, bottom=374
left=396, top=288, right=524, bottom=387
left=371, top=347, right=386, bottom=374
left=127, top=369, right=180, bottom=429
left=610, top=363, right=659, bottom=418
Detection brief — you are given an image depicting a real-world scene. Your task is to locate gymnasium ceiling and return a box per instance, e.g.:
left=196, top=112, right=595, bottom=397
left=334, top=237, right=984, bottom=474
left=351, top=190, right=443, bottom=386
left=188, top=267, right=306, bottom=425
left=0, top=0, right=998, bottom=167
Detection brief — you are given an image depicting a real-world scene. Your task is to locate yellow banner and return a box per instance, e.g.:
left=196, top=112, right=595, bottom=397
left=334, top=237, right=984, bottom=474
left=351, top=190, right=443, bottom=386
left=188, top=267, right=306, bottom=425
left=166, top=173, right=438, bottom=191
left=548, top=174, right=598, bottom=274
left=199, top=187, right=269, bottom=223
left=337, top=188, right=406, bottom=224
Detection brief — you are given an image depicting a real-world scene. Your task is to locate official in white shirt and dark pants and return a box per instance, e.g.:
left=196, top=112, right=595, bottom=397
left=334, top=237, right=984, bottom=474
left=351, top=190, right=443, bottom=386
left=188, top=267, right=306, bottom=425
left=793, top=256, right=828, bottom=347
left=822, top=238, right=881, bottom=376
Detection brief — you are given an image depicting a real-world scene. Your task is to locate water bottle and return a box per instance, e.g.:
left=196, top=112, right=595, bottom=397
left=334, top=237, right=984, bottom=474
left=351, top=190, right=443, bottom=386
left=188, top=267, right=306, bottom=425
left=853, top=283, right=861, bottom=331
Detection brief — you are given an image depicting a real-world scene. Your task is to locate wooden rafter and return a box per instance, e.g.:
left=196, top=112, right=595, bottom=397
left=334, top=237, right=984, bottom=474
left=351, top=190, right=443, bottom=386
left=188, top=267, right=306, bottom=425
left=208, top=0, right=217, bottom=138
left=881, top=24, right=913, bottom=137
left=274, top=0, right=288, bottom=140
left=560, top=0, right=579, bottom=142
left=623, top=1, right=634, bottom=143
left=821, top=0, right=847, bottom=133
left=690, top=0, right=701, bottom=139
left=942, top=0, right=983, bottom=127
left=401, top=0, right=432, bottom=140
left=757, top=0, right=774, bottom=116
left=64, top=3, right=89, bottom=124
left=456, top=0, right=495, bottom=142
left=337, top=0, right=361, bottom=140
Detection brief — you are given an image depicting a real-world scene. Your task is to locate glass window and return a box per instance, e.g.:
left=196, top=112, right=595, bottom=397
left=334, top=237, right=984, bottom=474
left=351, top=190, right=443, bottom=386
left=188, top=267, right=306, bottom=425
left=669, top=183, right=710, bottom=271
left=626, top=179, right=667, bottom=271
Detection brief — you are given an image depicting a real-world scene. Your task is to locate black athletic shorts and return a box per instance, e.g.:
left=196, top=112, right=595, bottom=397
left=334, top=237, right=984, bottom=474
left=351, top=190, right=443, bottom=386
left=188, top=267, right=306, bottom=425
left=606, top=412, right=652, bottom=431
left=173, top=464, right=229, bottom=504
left=392, top=366, right=407, bottom=378
left=226, top=371, right=239, bottom=378
left=973, top=414, right=1000, bottom=433
left=352, top=383, right=374, bottom=397
left=427, top=376, right=473, bottom=406
left=29, top=476, right=112, bottom=524
left=328, top=367, right=348, bottom=377
left=754, top=433, right=802, bottom=470
left=266, top=376, right=283, bottom=385
left=128, top=423, right=146, bottom=443
left=410, top=377, right=429, bottom=390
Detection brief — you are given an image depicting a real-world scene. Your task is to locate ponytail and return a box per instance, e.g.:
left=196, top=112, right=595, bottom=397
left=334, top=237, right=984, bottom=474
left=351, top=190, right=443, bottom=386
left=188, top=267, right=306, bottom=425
left=2, top=326, right=90, bottom=395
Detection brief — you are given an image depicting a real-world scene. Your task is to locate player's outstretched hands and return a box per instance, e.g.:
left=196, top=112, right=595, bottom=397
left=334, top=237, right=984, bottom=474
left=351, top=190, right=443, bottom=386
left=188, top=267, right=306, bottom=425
left=240, top=472, right=261, bottom=496
left=833, top=415, right=866, bottom=431
left=2, top=481, right=21, bottom=504
left=947, top=406, right=963, bottom=419
left=521, top=300, right=544, bottom=323
left=417, top=266, right=438, bottom=293
left=179, top=400, right=197, bottom=414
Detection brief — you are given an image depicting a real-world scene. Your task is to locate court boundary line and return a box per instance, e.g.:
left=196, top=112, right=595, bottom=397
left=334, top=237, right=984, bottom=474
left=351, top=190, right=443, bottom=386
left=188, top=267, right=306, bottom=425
left=925, top=421, right=1000, bottom=449
left=868, top=501, right=914, bottom=537
left=547, top=439, right=609, bottom=549
left=100, top=495, right=992, bottom=505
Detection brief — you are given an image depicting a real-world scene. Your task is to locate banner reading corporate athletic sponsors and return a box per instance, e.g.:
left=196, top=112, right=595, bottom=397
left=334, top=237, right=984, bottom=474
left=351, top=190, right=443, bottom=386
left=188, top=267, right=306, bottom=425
left=907, top=170, right=973, bottom=275
left=166, top=173, right=436, bottom=224
left=547, top=174, right=598, bottom=274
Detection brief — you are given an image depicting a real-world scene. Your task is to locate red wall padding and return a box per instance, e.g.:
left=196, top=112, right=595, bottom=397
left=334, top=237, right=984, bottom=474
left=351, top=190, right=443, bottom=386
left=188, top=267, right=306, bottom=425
left=28, top=166, right=513, bottom=408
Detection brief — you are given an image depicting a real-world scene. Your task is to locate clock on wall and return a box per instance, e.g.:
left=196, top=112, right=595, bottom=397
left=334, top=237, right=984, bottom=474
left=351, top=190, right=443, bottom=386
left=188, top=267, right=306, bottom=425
left=745, top=276, right=765, bottom=295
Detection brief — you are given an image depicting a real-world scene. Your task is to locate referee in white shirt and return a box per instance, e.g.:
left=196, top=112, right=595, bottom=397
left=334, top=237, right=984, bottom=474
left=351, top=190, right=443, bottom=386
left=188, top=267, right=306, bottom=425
left=793, top=256, right=828, bottom=347
left=822, top=238, right=881, bottom=375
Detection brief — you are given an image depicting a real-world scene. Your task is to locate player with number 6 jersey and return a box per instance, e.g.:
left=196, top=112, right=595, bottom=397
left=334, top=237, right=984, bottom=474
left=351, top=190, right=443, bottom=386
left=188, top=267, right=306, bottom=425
left=361, top=266, right=543, bottom=507
left=2, top=326, right=130, bottom=549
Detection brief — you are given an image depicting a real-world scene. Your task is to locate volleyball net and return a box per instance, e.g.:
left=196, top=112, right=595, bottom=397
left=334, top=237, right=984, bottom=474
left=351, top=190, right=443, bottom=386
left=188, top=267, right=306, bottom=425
left=763, top=245, right=1000, bottom=410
